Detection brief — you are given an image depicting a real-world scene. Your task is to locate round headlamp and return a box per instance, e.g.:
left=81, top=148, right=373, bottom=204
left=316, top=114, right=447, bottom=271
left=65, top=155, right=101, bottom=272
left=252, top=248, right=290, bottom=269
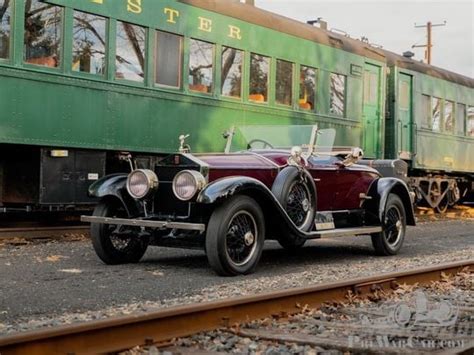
left=126, top=169, right=159, bottom=200
left=172, top=170, right=206, bottom=201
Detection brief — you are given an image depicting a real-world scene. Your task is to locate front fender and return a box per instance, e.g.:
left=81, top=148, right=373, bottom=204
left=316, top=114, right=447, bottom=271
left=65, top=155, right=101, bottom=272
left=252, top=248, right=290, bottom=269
left=365, top=178, right=416, bottom=226
left=197, top=176, right=309, bottom=237
left=197, top=176, right=273, bottom=204
left=88, top=174, right=140, bottom=217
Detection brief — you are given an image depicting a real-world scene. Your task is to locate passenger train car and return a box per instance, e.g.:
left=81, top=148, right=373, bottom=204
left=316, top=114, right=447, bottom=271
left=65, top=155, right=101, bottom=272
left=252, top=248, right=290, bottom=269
left=0, top=0, right=472, bottom=212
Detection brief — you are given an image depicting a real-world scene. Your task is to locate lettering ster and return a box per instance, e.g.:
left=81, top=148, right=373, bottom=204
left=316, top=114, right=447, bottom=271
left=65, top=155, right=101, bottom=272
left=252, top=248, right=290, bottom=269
left=198, top=17, right=212, bottom=32
left=127, top=0, right=142, bottom=14
left=164, top=8, right=180, bottom=24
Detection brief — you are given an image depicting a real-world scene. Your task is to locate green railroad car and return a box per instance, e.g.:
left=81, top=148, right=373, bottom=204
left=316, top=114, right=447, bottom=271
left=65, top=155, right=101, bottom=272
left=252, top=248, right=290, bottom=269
left=0, top=0, right=472, bottom=212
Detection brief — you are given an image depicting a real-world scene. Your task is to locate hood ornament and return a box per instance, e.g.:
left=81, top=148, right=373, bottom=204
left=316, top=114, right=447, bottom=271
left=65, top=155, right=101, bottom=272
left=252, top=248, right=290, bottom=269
left=179, top=134, right=191, bottom=153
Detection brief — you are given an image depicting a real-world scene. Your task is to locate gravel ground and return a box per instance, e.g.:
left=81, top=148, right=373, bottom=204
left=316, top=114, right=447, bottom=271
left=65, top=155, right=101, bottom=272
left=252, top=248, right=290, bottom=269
left=131, top=269, right=473, bottom=354
left=0, top=219, right=473, bottom=335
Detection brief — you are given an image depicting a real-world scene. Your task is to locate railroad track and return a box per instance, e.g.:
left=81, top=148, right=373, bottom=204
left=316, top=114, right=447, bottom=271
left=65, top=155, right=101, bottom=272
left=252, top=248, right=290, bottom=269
left=0, top=260, right=472, bottom=354
left=0, top=226, right=89, bottom=240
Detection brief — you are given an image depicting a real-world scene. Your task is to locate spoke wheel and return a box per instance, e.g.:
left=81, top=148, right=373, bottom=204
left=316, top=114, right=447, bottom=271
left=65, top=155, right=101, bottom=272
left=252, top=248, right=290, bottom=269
left=286, top=180, right=312, bottom=229
left=206, top=196, right=265, bottom=276
left=225, top=211, right=258, bottom=266
left=91, top=199, right=149, bottom=265
left=371, top=194, right=406, bottom=256
left=271, top=167, right=316, bottom=250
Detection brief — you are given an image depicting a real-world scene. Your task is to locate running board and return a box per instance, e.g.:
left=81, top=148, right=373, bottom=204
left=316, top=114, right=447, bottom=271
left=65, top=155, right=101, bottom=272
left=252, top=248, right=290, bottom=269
left=305, top=226, right=382, bottom=239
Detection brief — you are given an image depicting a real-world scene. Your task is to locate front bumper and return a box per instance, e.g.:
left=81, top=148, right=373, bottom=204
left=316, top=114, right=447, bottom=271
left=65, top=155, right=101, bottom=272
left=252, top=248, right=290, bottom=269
left=81, top=216, right=206, bottom=232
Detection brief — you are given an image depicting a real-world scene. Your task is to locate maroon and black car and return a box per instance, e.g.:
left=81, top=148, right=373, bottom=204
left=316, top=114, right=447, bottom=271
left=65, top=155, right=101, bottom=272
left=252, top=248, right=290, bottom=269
left=82, top=125, right=415, bottom=276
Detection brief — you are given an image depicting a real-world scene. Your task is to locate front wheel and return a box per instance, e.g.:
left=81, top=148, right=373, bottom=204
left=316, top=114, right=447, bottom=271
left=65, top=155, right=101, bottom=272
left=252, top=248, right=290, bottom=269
left=91, top=199, right=149, bottom=265
left=371, top=194, right=406, bottom=256
left=205, top=196, right=265, bottom=276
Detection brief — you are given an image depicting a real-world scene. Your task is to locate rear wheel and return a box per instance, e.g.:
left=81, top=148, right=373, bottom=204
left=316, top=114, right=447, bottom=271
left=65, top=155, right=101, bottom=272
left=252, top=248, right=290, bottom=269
left=371, top=194, right=406, bottom=256
left=272, top=167, right=316, bottom=249
left=91, top=199, right=149, bottom=265
left=205, top=196, right=265, bottom=276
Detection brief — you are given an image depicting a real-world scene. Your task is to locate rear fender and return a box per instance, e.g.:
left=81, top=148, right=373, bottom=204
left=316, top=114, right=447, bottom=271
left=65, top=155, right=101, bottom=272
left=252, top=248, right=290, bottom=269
left=88, top=174, right=140, bottom=216
left=365, top=178, right=416, bottom=226
left=197, top=176, right=307, bottom=236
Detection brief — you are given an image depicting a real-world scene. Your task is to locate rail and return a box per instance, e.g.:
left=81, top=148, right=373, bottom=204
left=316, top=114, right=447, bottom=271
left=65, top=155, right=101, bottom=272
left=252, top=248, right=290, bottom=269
left=0, top=259, right=471, bottom=355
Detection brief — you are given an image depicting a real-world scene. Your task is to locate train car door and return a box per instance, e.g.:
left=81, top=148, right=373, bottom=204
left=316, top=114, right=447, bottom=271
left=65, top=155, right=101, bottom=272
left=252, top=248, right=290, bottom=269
left=362, top=63, right=382, bottom=158
left=398, top=73, right=413, bottom=160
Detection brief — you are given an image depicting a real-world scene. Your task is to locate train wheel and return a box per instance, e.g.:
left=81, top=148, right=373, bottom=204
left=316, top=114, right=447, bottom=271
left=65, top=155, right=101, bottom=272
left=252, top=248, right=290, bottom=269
left=205, top=196, right=265, bottom=276
left=91, top=199, right=149, bottom=265
left=371, top=194, right=406, bottom=256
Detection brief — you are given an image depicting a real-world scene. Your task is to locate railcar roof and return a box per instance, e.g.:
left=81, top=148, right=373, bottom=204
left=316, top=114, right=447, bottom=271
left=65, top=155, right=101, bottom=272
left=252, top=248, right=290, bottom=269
left=180, top=0, right=473, bottom=88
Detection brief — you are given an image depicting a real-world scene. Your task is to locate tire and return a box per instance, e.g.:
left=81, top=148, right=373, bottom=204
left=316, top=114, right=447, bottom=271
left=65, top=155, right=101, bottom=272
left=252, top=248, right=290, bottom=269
left=271, top=167, right=316, bottom=249
left=91, top=199, right=149, bottom=265
left=371, top=194, right=406, bottom=256
left=205, top=196, right=265, bottom=276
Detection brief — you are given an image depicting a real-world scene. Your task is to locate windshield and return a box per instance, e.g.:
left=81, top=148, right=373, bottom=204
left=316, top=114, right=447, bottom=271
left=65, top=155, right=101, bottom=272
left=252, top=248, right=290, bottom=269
left=226, top=125, right=336, bottom=154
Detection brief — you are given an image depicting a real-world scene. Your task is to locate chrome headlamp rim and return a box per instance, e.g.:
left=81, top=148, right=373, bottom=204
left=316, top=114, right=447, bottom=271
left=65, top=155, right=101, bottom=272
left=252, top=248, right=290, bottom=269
left=126, top=169, right=159, bottom=200
left=172, top=170, right=206, bottom=201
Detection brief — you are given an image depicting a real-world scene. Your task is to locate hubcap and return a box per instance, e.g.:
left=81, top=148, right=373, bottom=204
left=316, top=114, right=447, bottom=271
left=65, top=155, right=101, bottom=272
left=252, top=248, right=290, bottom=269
left=244, top=232, right=255, bottom=246
left=225, top=211, right=258, bottom=266
left=286, top=181, right=312, bottom=229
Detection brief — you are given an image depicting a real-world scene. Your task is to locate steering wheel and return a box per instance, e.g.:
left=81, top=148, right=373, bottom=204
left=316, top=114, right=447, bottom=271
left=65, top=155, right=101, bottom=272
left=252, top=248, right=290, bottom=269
left=247, top=139, right=274, bottom=150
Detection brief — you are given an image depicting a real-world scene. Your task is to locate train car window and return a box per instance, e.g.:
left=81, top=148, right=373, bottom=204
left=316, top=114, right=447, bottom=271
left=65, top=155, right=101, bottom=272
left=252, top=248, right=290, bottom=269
left=116, top=21, right=146, bottom=82
left=468, top=106, right=474, bottom=137
left=221, top=47, right=242, bottom=98
left=189, top=39, right=214, bottom=94
left=431, top=97, right=441, bottom=132
left=276, top=59, right=293, bottom=106
left=299, top=66, right=316, bottom=111
left=0, top=0, right=11, bottom=59
left=399, top=82, right=410, bottom=110
left=24, top=0, right=62, bottom=68
left=72, top=11, right=106, bottom=75
left=444, top=100, right=454, bottom=133
left=421, top=95, right=431, bottom=129
left=249, top=53, right=270, bottom=103
left=330, top=73, right=346, bottom=116
left=456, top=103, right=466, bottom=135
left=155, top=31, right=182, bottom=88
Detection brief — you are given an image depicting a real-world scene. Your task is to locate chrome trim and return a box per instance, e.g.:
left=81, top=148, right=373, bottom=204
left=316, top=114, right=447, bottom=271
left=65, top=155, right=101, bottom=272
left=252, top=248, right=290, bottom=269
left=314, top=226, right=382, bottom=238
left=81, top=216, right=206, bottom=232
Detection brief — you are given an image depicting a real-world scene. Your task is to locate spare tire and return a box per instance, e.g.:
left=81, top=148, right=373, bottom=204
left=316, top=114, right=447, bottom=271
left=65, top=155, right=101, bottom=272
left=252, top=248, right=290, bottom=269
left=271, top=166, right=317, bottom=249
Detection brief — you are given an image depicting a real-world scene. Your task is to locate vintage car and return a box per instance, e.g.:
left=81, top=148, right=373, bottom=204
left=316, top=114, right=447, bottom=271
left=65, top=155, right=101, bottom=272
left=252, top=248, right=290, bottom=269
left=82, top=125, right=415, bottom=276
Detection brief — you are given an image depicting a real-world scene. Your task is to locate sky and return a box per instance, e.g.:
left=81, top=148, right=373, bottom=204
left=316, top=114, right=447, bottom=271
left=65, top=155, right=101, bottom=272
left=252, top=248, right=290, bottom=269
left=255, top=0, right=473, bottom=78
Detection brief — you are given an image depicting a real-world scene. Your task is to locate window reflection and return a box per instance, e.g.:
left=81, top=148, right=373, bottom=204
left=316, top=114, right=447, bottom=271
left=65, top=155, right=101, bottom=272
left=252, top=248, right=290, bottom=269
left=0, top=0, right=11, bottom=59
left=189, top=39, right=213, bottom=94
left=300, top=66, right=316, bottom=110
left=73, top=11, right=106, bottom=75
left=116, top=21, right=145, bottom=82
left=276, top=60, right=293, bottom=106
left=399, top=81, right=410, bottom=110
left=444, top=101, right=454, bottom=133
left=421, top=95, right=431, bottom=129
left=455, top=103, right=465, bottom=135
left=330, top=73, right=346, bottom=116
left=24, top=0, right=62, bottom=67
left=155, top=31, right=182, bottom=88
left=249, top=53, right=269, bottom=103
left=221, top=47, right=242, bottom=98
left=468, top=106, right=474, bottom=137
left=431, top=97, right=441, bottom=132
